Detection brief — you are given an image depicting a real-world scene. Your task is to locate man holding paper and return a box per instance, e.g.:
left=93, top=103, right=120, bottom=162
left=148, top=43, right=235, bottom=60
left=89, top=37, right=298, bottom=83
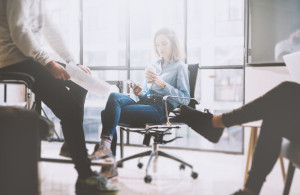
left=0, top=0, right=118, bottom=194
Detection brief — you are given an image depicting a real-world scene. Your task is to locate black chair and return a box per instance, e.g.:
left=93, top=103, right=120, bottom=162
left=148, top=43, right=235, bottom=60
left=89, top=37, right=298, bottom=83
left=0, top=71, right=54, bottom=138
left=0, top=71, right=34, bottom=109
left=0, top=71, right=121, bottom=165
left=117, top=64, right=199, bottom=183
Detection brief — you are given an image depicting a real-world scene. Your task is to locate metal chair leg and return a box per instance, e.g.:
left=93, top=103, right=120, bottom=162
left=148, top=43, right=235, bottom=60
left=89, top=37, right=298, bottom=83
left=117, top=150, right=152, bottom=167
left=145, top=151, right=157, bottom=175
left=120, top=127, right=124, bottom=159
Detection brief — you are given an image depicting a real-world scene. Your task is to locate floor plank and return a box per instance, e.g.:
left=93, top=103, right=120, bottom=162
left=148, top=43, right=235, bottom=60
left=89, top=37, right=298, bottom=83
left=40, top=142, right=300, bottom=195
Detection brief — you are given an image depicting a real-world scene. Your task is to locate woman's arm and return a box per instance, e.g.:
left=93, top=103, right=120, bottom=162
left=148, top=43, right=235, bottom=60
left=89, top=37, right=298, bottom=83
left=161, top=64, right=190, bottom=105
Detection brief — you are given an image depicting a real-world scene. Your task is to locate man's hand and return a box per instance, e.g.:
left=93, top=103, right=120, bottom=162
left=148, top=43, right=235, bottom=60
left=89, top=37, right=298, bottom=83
left=78, top=65, right=91, bottom=75
left=129, top=83, right=142, bottom=97
left=145, top=69, right=166, bottom=88
left=46, top=61, right=70, bottom=80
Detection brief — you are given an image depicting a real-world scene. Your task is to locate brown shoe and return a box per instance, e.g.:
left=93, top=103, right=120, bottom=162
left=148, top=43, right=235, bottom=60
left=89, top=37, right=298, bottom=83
left=89, top=143, right=114, bottom=163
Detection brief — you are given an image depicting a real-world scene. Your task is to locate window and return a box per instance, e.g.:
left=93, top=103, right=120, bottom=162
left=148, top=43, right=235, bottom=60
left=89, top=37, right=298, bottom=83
left=44, top=0, right=80, bottom=62
left=194, top=69, right=244, bottom=152
left=130, top=0, right=185, bottom=67
left=187, top=0, right=244, bottom=66
left=83, top=0, right=127, bottom=67
left=44, top=0, right=245, bottom=153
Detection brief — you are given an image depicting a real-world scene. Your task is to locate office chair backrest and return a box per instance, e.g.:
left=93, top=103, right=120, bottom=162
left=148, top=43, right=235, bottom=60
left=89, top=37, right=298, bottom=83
left=187, top=64, right=199, bottom=108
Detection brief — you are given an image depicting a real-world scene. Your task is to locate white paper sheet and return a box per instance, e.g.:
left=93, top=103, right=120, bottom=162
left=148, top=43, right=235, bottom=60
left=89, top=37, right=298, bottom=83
left=65, top=62, right=111, bottom=97
left=283, top=51, right=300, bottom=84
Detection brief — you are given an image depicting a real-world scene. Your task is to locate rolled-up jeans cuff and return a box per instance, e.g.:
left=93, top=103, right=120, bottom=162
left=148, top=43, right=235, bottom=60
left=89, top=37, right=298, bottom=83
left=101, top=135, right=112, bottom=141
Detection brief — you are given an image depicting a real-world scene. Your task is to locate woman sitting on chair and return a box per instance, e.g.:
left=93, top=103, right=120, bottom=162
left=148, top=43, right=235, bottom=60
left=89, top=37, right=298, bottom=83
left=89, top=28, right=190, bottom=163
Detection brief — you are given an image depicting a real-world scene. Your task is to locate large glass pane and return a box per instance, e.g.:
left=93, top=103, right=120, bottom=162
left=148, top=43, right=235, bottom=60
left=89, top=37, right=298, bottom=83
left=248, top=0, right=300, bottom=63
left=44, top=0, right=80, bottom=62
left=83, top=0, right=127, bottom=67
left=187, top=0, right=244, bottom=65
left=130, top=0, right=185, bottom=67
left=125, top=69, right=244, bottom=153
left=191, top=69, right=244, bottom=152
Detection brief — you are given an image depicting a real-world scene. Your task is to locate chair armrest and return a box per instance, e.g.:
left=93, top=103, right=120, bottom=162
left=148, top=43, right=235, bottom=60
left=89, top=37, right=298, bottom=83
left=0, top=71, right=35, bottom=89
left=162, top=95, right=200, bottom=126
left=106, top=80, right=123, bottom=93
left=162, top=95, right=199, bottom=103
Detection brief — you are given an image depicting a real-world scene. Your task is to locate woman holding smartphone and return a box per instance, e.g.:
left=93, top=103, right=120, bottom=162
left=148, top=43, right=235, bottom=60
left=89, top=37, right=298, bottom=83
left=90, top=28, right=190, bottom=176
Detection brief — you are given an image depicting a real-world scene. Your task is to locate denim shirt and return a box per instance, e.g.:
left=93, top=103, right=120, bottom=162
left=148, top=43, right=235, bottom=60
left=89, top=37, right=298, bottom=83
left=140, top=60, right=190, bottom=109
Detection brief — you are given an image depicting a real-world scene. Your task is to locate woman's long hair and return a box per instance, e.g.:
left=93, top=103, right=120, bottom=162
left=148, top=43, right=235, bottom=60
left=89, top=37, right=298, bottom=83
left=154, top=28, right=185, bottom=62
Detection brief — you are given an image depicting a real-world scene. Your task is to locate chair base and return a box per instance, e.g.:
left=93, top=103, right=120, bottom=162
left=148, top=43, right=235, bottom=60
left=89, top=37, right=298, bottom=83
left=117, top=143, right=198, bottom=183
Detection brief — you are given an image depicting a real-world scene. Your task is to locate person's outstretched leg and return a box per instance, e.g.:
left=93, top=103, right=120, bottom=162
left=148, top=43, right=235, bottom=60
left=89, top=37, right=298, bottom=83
left=222, top=81, right=300, bottom=127
left=89, top=93, right=137, bottom=161
left=180, top=81, right=300, bottom=142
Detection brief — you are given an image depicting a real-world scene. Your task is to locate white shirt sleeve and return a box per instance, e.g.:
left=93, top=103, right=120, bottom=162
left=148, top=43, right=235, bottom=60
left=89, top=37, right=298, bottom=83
left=43, top=13, right=77, bottom=64
left=6, top=0, right=52, bottom=66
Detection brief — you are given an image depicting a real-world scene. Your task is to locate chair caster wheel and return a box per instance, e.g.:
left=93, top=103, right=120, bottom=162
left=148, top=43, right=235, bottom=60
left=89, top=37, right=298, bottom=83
left=137, top=162, right=143, bottom=169
left=144, top=175, right=152, bottom=183
left=191, top=172, right=198, bottom=179
left=179, top=164, right=185, bottom=170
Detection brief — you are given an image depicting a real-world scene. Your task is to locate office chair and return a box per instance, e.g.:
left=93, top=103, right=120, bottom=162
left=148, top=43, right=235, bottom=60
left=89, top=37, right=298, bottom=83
left=0, top=71, right=123, bottom=165
left=117, top=64, right=199, bottom=183
left=0, top=71, right=34, bottom=109
left=0, top=71, right=55, bottom=138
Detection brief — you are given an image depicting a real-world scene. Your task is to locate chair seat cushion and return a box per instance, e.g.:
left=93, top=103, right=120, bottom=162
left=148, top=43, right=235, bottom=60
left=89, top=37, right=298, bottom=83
left=281, top=138, right=300, bottom=168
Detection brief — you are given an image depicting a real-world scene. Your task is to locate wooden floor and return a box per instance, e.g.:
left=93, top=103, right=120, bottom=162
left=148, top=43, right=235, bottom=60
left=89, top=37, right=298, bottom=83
left=40, top=142, right=300, bottom=195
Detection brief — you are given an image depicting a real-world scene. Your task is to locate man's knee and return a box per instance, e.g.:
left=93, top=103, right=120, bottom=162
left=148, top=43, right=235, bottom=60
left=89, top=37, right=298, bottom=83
left=278, top=81, right=299, bottom=90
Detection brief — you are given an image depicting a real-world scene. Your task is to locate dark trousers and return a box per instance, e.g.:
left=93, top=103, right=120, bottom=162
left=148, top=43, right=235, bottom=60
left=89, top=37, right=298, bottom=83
left=222, top=81, right=300, bottom=194
left=1, top=60, right=93, bottom=178
left=0, top=107, right=40, bottom=195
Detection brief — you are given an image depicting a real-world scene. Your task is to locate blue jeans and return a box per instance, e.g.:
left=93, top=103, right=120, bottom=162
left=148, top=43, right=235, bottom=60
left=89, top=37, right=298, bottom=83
left=101, top=93, right=169, bottom=155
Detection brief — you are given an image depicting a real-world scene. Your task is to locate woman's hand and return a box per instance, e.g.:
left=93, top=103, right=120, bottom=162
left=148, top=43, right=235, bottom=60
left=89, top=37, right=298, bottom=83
left=129, top=83, right=142, bottom=97
left=145, top=69, right=166, bottom=88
